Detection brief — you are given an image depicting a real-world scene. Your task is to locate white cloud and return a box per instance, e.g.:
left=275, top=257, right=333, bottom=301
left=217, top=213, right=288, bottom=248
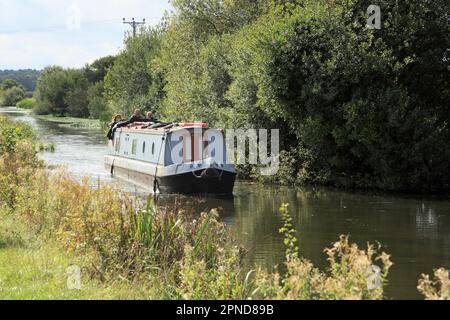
left=0, top=0, right=172, bottom=69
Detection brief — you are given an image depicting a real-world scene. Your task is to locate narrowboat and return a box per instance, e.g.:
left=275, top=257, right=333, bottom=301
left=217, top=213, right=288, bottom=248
left=105, top=122, right=236, bottom=194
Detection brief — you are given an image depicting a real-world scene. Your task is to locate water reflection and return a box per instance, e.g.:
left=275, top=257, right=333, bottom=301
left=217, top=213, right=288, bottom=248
left=2, top=107, right=450, bottom=300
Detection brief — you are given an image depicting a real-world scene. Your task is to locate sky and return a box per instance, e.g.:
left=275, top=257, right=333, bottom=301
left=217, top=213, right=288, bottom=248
left=0, top=0, right=172, bottom=70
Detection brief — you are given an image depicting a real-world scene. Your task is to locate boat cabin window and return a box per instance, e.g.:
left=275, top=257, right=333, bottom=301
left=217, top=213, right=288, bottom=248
left=152, top=142, right=155, bottom=155
left=142, top=141, right=146, bottom=154
left=131, top=139, right=137, bottom=156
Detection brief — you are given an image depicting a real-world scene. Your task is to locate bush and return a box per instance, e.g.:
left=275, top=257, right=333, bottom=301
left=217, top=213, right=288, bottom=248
left=104, top=28, right=164, bottom=117
left=418, top=268, right=450, bottom=300
left=87, top=82, right=107, bottom=119
left=0, top=86, right=26, bottom=106
left=0, top=116, right=36, bottom=154
left=16, top=98, right=37, bottom=110
left=34, top=66, right=98, bottom=118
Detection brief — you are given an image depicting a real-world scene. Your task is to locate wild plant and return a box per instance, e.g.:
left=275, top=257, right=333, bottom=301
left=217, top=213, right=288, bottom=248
left=418, top=268, right=450, bottom=300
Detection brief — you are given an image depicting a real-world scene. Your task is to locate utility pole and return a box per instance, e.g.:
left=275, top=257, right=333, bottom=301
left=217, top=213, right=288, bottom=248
left=123, top=18, right=146, bottom=37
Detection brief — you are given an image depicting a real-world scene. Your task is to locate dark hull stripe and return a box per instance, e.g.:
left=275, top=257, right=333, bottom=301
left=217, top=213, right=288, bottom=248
left=107, top=165, right=236, bottom=195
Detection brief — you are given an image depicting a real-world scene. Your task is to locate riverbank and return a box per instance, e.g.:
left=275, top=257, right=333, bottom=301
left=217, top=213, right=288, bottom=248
left=34, top=114, right=102, bottom=129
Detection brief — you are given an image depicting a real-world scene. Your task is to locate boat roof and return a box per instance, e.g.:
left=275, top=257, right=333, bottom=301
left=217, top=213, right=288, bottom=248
left=119, top=122, right=211, bottom=135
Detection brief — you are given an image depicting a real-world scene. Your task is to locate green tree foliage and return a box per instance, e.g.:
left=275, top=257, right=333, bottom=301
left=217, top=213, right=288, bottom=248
left=0, top=69, right=40, bottom=92
left=34, top=66, right=70, bottom=115
left=34, top=56, right=115, bottom=118
left=87, top=81, right=108, bottom=120
left=84, top=55, right=116, bottom=83
left=156, top=0, right=266, bottom=125
left=1, top=79, right=22, bottom=90
left=155, top=0, right=450, bottom=192
left=104, top=28, right=164, bottom=117
left=64, top=69, right=90, bottom=117
left=0, top=79, right=26, bottom=106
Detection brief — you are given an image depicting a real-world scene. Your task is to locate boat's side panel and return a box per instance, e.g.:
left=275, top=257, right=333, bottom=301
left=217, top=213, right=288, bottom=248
left=105, top=155, right=159, bottom=176
left=112, top=130, right=165, bottom=165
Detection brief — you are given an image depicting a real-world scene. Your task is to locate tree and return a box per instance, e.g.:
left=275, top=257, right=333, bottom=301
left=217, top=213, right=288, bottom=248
left=0, top=86, right=26, bottom=106
left=64, top=69, right=90, bottom=117
left=1, top=79, right=23, bottom=90
left=87, top=81, right=107, bottom=120
left=84, top=56, right=116, bottom=84
left=0, top=69, right=41, bottom=91
left=104, top=27, right=164, bottom=117
left=156, top=0, right=266, bottom=124
left=0, top=79, right=26, bottom=106
left=34, top=66, right=70, bottom=115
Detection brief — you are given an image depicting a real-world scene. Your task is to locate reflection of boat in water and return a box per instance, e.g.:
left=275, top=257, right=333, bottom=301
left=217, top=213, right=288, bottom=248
left=152, top=193, right=236, bottom=219
left=105, top=122, right=236, bottom=194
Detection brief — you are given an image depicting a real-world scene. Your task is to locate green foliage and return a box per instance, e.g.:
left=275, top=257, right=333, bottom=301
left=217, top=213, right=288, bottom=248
left=0, top=79, right=26, bottom=106
left=34, top=56, right=115, bottom=119
left=0, top=116, right=35, bottom=154
left=0, top=69, right=40, bottom=92
left=64, top=70, right=90, bottom=117
left=37, top=143, right=55, bottom=153
left=104, top=28, right=164, bottom=117
left=0, top=86, right=26, bottom=107
left=16, top=98, right=37, bottom=110
left=87, top=81, right=107, bottom=119
left=156, top=0, right=265, bottom=125
left=1, top=79, right=23, bottom=90
left=155, top=0, right=450, bottom=192
left=34, top=67, right=90, bottom=117
left=84, top=55, right=116, bottom=83
left=279, top=204, right=299, bottom=261
left=34, top=66, right=69, bottom=115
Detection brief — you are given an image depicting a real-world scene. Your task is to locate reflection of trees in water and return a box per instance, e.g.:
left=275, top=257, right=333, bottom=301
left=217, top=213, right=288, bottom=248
left=231, top=184, right=301, bottom=270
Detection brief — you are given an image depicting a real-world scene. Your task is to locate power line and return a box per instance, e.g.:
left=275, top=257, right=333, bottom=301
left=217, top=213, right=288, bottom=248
left=0, top=17, right=159, bottom=35
left=122, top=18, right=146, bottom=37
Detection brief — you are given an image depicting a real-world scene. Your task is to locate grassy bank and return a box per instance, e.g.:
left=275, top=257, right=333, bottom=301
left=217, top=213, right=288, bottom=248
left=0, top=116, right=448, bottom=300
left=34, top=114, right=102, bottom=129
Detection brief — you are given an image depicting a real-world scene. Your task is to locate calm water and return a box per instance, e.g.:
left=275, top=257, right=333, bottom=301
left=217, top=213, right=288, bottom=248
left=2, top=107, right=450, bottom=300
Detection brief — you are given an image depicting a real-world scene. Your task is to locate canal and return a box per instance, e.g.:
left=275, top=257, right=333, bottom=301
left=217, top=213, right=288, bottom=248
left=2, top=107, right=449, bottom=300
